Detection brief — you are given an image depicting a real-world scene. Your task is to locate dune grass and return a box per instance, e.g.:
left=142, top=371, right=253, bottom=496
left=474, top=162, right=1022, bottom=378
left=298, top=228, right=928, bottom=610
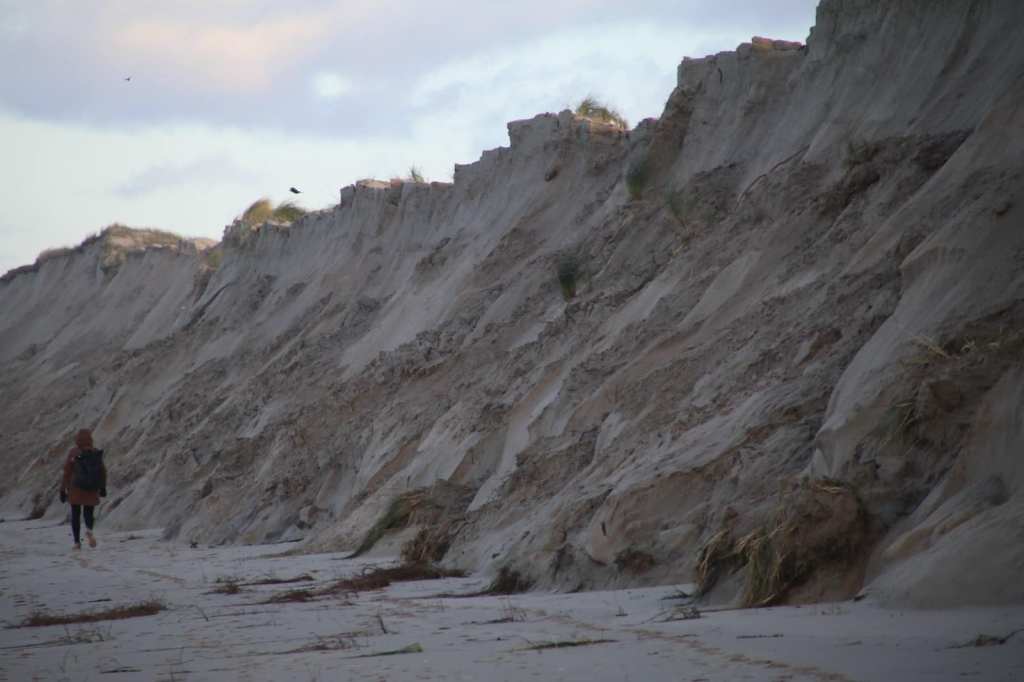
left=350, top=489, right=438, bottom=558
left=626, top=159, right=651, bottom=200
left=575, top=96, right=628, bottom=128
left=241, top=198, right=308, bottom=226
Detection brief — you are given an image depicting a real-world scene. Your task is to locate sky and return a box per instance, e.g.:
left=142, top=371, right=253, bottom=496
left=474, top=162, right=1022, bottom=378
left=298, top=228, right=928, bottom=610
left=0, top=1, right=819, bottom=274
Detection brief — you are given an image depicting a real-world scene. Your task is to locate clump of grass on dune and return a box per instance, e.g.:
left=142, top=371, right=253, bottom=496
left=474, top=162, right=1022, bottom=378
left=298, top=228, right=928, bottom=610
left=241, top=198, right=274, bottom=225
left=625, top=159, right=651, bottom=200
left=271, top=201, right=306, bottom=223
left=574, top=96, right=628, bottom=129
left=350, top=490, right=432, bottom=558
left=407, top=166, right=426, bottom=183
left=695, top=478, right=866, bottom=607
left=102, top=223, right=184, bottom=247
left=240, top=198, right=308, bottom=226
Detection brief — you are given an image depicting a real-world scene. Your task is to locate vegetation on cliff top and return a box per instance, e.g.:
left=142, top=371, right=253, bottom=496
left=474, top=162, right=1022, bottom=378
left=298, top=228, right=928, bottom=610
left=241, top=198, right=308, bottom=226
left=575, top=96, right=628, bottom=129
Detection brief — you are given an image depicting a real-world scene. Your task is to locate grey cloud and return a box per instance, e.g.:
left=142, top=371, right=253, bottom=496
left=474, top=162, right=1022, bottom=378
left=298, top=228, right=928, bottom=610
left=0, top=1, right=817, bottom=135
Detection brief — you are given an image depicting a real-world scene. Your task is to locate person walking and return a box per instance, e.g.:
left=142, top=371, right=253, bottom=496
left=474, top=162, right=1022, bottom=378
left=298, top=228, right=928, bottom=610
left=59, top=429, right=107, bottom=551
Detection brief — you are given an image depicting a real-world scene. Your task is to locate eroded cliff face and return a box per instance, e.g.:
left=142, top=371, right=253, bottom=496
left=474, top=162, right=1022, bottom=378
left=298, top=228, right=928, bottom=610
left=2, top=0, right=1022, bottom=608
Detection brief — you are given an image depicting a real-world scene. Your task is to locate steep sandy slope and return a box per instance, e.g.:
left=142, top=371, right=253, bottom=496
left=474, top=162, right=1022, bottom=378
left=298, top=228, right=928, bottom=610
left=1, top=0, right=1022, bottom=608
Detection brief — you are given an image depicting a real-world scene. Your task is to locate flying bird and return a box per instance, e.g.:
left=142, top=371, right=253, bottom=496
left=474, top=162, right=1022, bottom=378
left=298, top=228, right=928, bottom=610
left=289, top=187, right=302, bottom=194
left=124, top=76, right=131, bottom=82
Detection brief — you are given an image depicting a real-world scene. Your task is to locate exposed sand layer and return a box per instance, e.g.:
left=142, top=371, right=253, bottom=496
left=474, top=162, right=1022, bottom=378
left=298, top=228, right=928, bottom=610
left=1, top=0, right=1023, bottom=609
left=1, top=517, right=1022, bottom=681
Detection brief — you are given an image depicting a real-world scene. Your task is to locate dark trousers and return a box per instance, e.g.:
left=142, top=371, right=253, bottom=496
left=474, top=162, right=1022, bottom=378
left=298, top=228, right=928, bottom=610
left=70, top=505, right=94, bottom=544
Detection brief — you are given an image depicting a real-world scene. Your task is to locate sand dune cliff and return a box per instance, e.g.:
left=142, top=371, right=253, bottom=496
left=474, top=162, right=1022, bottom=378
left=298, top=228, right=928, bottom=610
left=2, top=0, right=1022, bottom=608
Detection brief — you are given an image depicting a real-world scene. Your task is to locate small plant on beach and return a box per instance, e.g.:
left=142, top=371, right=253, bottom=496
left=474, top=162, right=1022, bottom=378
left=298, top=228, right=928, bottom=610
left=521, top=638, right=616, bottom=651
left=262, top=563, right=465, bottom=604
left=557, top=255, right=580, bottom=301
left=17, top=599, right=165, bottom=627
left=265, top=588, right=317, bottom=604
left=209, top=580, right=241, bottom=595
left=575, top=96, right=628, bottom=129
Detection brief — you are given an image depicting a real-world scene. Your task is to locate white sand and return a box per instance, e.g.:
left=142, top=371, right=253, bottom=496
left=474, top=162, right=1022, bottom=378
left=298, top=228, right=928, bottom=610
left=2, top=517, right=1021, bottom=681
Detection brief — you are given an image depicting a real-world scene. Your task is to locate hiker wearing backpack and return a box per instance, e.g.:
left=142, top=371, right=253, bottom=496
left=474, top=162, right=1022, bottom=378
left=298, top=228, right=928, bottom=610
left=59, top=429, right=107, bottom=550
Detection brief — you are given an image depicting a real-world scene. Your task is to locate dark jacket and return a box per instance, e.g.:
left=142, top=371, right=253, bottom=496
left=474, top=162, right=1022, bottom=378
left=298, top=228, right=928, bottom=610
left=60, top=430, right=107, bottom=506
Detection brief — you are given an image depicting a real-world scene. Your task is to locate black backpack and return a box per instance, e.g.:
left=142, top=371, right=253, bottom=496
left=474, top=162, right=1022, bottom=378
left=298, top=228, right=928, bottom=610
left=72, top=449, right=104, bottom=491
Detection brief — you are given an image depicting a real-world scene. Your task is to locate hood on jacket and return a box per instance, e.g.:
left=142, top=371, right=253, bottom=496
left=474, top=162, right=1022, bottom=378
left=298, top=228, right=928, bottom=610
left=74, top=429, right=93, bottom=450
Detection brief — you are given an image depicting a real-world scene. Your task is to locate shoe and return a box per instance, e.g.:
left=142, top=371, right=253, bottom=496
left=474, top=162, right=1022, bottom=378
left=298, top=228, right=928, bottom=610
left=73, top=543, right=81, bottom=551
left=86, top=531, right=97, bottom=548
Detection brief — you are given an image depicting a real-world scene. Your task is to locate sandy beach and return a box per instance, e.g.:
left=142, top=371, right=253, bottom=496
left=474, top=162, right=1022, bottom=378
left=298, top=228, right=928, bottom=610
left=2, top=515, right=1021, bottom=681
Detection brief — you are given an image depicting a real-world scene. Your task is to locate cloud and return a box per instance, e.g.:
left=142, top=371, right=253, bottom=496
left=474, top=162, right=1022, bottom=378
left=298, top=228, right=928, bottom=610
left=409, top=21, right=742, bottom=153
left=114, top=157, right=261, bottom=197
left=0, top=1, right=820, bottom=274
left=0, top=1, right=816, bottom=131
left=311, top=72, right=355, bottom=100
left=108, top=15, right=332, bottom=93
left=0, top=109, right=474, bottom=274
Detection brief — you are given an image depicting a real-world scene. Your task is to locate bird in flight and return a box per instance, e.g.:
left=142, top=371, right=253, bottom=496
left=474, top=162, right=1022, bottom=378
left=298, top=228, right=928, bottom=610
left=289, top=187, right=302, bottom=194
left=124, top=76, right=132, bottom=82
